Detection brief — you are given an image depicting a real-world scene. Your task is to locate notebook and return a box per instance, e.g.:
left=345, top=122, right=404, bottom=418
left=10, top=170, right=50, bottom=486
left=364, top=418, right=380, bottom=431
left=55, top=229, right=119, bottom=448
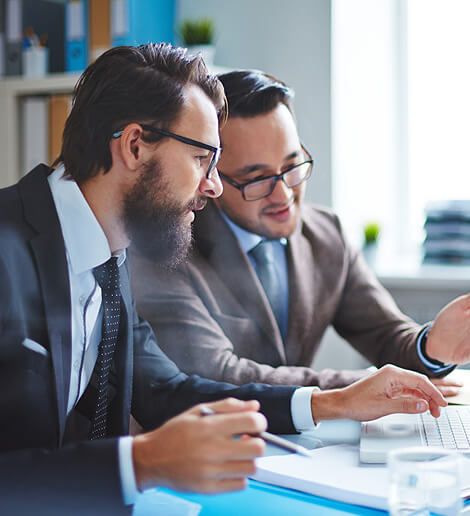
left=360, top=405, right=470, bottom=463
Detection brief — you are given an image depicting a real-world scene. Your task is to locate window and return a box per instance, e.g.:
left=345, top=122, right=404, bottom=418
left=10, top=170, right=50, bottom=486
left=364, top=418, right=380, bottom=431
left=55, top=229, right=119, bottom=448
left=332, top=0, right=470, bottom=255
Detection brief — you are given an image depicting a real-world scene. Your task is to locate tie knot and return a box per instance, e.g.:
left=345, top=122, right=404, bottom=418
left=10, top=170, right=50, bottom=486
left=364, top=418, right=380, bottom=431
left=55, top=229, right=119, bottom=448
left=93, top=256, right=120, bottom=292
left=250, top=240, right=275, bottom=265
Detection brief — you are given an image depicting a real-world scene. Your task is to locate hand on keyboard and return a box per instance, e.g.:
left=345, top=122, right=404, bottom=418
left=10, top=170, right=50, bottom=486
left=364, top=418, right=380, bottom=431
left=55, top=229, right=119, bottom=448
left=317, top=364, right=448, bottom=422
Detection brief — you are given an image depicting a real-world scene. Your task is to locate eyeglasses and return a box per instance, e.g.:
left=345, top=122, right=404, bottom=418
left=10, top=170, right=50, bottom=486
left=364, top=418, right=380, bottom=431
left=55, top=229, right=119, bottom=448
left=112, top=125, right=222, bottom=180
left=218, top=145, right=314, bottom=201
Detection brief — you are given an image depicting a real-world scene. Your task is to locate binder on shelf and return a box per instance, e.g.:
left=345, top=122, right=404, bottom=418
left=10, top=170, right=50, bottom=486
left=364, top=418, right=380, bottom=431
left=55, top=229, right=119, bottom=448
left=49, top=94, right=71, bottom=166
left=111, top=0, right=175, bottom=48
left=22, top=96, right=49, bottom=175
left=0, top=0, right=5, bottom=77
left=89, top=0, right=110, bottom=61
left=65, top=0, right=88, bottom=72
left=5, top=0, right=22, bottom=75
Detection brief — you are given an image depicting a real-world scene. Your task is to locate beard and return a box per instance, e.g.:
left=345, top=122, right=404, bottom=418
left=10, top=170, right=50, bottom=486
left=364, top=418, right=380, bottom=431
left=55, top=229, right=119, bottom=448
left=123, top=157, right=205, bottom=269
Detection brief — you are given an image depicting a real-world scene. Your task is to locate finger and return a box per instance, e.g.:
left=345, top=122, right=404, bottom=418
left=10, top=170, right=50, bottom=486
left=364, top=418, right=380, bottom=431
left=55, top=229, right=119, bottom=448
left=228, top=437, right=265, bottom=460
left=195, top=398, right=260, bottom=416
left=437, top=386, right=461, bottom=397
left=207, top=411, right=268, bottom=437
left=204, top=460, right=258, bottom=479
left=427, top=399, right=442, bottom=418
left=198, top=478, right=248, bottom=494
left=388, top=397, right=430, bottom=416
left=398, top=372, right=447, bottom=407
left=394, top=386, right=448, bottom=401
left=431, top=378, right=464, bottom=388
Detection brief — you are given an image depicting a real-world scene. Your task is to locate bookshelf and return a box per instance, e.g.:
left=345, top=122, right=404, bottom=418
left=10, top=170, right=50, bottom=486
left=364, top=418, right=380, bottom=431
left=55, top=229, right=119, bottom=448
left=0, top=65, right=229, bottom=189
left=0, top=73, right=79, bottom=188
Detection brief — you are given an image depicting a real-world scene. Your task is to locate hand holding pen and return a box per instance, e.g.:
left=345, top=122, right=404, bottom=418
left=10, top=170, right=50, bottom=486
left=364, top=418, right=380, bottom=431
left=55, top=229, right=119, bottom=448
left=200, top=404, right=316, bottom=457
left=132, top=398, right=267, bottom=494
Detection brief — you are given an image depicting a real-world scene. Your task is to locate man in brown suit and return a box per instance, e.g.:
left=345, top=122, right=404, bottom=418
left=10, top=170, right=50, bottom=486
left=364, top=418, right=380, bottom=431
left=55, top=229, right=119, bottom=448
left=131, top=70, right=470, bottom=390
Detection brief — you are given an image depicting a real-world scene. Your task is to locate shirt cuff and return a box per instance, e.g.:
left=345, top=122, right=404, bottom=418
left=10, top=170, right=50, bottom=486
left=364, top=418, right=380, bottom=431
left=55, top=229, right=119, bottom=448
left=416, top=325, right=455, bottom=373
left=119, top=436, right=139, bottom=506
left=291, top=387, right=320, bottom=431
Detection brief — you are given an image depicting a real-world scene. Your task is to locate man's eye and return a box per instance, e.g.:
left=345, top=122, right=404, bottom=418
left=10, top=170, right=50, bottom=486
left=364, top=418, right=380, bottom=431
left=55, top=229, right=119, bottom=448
left=196, top=155, right=209, bottom=165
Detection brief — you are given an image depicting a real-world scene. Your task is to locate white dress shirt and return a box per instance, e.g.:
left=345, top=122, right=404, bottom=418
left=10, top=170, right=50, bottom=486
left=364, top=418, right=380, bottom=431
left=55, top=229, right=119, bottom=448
left=48, top=166, right=137, bottom=504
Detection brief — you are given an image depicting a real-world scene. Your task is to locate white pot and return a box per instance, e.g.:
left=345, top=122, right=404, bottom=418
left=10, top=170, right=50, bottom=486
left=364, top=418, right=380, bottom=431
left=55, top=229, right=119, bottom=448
left=186, top=44, right=216, bottom=67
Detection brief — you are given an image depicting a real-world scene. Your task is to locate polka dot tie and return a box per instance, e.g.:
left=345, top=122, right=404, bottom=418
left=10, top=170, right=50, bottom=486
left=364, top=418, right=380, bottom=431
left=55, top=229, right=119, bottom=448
left=89, top=257, right=121, bottom=440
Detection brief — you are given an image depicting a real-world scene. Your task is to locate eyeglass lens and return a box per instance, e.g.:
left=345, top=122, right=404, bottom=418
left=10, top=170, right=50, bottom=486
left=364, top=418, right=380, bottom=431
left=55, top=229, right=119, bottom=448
left=243, top=162, right=312, bottom=200
left=207, top=147, right=221, bottom=180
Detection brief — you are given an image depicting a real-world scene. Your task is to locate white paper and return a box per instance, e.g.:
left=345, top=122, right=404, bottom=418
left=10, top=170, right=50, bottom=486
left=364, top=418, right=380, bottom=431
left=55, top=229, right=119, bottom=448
left=111, top=0, right=128, bottom=38
left=66, top=1, right=85, bottom=40
left=6, top=0, right=21, bottom=42
left=22, top=97, right=48, bottom=175
left=252, top=444, right=470, bottom=511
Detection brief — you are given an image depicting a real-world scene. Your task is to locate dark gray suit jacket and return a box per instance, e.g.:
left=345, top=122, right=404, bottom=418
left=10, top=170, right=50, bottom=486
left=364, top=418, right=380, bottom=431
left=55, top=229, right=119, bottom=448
left=132, top=200, right=443, bottom=390
left=0, top=166, right=296, bottom=515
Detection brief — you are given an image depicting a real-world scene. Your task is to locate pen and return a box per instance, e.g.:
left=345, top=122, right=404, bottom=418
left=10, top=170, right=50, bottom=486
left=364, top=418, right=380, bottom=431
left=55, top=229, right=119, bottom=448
left=200, top=405, right=314, bottom=458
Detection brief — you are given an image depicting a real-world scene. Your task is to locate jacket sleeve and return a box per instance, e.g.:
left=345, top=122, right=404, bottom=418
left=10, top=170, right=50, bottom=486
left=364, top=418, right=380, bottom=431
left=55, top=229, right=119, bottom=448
left=0, top=438, right=130, bottom=516
left=130, top=250, right=367, bottom=389
left=130, top=298, right=298, bottom=434
left=328, top=212, right=450, bottom=377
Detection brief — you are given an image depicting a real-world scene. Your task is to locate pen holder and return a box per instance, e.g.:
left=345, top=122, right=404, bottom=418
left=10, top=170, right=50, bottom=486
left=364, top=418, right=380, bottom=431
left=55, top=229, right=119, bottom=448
left=23, top=47, right=49, bottom=77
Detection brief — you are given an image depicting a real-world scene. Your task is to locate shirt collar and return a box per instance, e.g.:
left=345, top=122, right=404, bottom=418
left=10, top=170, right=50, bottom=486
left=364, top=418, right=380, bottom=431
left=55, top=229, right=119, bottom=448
left=48, top=165, right=125, bottom=274
left=218, top=209, right=287, bottom=254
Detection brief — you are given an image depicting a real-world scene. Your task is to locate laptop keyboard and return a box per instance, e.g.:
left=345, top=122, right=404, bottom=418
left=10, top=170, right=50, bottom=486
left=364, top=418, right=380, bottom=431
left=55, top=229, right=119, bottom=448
left=421, top=406, right=470, bottom=449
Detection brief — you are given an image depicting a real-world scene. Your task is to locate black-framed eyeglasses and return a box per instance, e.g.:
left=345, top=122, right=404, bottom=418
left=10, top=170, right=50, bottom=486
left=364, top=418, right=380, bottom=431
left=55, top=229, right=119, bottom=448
left=218, top=145, right=314, bottom=201
left=112, top=124, right=222, bottom=180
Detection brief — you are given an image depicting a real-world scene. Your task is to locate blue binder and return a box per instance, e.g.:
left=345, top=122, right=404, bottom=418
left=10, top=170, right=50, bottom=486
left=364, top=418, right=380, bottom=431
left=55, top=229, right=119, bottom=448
left=65, top=0, right=87, bottom=72
left=110, top=0, right=175, bottom=48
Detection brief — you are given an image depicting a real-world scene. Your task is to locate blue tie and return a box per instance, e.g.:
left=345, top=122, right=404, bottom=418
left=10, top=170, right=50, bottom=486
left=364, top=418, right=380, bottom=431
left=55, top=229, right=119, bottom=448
left=89, top=257, right=121, bottom=440
left=250, top=240, right=283, bottom=334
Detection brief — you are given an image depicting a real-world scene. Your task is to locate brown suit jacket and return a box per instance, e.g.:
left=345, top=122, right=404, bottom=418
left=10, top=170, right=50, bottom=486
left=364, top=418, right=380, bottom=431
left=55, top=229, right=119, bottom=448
left=131, top=201, right=437, bottom=389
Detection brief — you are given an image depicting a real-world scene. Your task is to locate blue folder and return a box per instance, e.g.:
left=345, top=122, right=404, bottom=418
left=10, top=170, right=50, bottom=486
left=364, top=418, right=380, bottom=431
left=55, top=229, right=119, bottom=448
left=111, top=0, right=175, bottom=47
left=65, top=0, right=87, bottom=72
left=133, top=480, right=386, bottom=516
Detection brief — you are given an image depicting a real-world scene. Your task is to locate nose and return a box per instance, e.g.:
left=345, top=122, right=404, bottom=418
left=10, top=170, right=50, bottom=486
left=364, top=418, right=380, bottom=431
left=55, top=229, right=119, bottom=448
left=199, top=169, right=223, bottom=198
left=267, top=177, right=293, bottom=204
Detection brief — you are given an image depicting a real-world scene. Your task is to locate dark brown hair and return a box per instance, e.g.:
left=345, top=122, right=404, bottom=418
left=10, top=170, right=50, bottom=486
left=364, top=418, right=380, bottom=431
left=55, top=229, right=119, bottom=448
left=56, top=43, right=226, bottom=183
left=217, top=69, right=294, bottom=118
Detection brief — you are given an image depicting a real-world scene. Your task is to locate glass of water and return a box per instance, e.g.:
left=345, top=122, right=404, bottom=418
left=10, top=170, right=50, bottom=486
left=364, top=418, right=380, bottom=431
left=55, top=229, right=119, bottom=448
left=388, top=447, right=462, bottom=516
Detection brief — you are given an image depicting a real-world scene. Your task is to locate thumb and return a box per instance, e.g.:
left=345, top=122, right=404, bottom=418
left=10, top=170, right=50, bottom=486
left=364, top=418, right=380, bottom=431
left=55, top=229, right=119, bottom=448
left=385, top=397, right=429, bottom=416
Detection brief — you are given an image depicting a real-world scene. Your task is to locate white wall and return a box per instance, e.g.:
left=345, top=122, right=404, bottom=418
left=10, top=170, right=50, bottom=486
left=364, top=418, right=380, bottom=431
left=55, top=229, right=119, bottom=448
left=177, top=0, right=332, bottom=206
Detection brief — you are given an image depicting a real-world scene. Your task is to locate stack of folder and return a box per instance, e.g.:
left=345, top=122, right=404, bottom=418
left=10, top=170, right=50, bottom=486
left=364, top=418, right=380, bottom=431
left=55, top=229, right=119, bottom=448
left=0, top=0, right=175, bottom=77
left=423, top=200, right=470, bottom=264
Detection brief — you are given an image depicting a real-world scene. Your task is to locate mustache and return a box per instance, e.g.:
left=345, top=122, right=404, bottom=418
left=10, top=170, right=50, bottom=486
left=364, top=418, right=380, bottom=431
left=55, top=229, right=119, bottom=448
left=260, top=195, right=297, bottom=215
left=187, top=196, right=208, bottom=212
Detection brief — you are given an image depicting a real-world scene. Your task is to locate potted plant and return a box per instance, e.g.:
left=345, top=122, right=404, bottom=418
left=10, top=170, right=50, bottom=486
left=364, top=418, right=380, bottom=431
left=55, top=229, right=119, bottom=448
left=179, top=18, right=215, bottom=66
left=362, top=221, right=381, bottom=265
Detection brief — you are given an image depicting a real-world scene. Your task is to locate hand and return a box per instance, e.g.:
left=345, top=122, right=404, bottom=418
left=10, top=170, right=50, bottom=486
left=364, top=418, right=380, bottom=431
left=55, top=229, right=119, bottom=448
left=430, top=377, right=463, bottom=398
left=426, top=293, right=470, bottom=364
left=132, top=398, right=266, bottom=494
left=310, top=364, right=447, bottom=422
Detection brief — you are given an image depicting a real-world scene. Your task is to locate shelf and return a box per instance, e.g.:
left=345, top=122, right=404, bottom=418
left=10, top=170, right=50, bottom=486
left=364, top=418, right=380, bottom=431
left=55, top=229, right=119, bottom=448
left=0, top=73, right=80, bottom=96
left=368, top=247, right=470, bottom=290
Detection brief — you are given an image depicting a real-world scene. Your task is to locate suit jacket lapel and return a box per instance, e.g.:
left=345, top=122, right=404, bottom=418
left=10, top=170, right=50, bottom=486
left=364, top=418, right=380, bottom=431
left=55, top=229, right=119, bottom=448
left=115, top=260, right=133, bottom=434
left=284, top=215, right=316, bottom=364
left=19, top=165, right=72, bottom=444
left=194, top=202, right=286, bottom=363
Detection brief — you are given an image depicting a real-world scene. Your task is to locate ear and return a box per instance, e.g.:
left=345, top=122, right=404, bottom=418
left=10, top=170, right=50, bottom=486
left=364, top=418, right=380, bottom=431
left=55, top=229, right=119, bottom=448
left=112, top=123, right=146, bottom=171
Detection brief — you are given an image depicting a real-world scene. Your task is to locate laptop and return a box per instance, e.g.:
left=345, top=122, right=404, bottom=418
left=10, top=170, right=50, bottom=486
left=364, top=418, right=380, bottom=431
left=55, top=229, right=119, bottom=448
left=360, top=405, right=470, bottom=463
